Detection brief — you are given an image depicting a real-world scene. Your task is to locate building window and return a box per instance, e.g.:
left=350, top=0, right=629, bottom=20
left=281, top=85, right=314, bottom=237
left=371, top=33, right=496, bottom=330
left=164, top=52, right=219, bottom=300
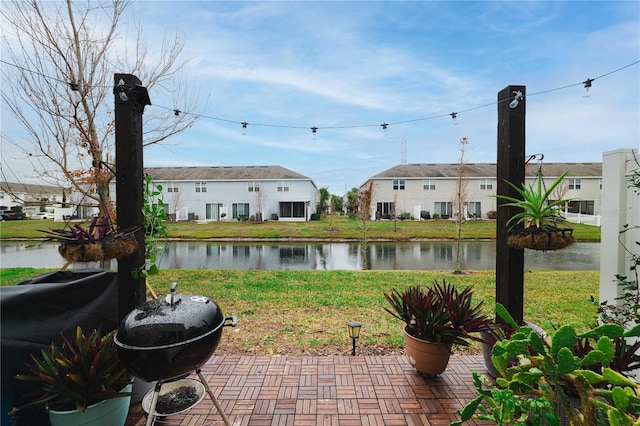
left=232, top=203, right=250, bottom=219
left=433, top=201, right=452, bottom=218
left=167, top=183, right=178, bottom=193
left=279, top=201, right=305, bottom=218
left=468, top=202, right=482, bottom=218
left=479, top=179, right=493, bottom=190
left=568, top=200, right=594, bottom=215
left=277, top=181, right=290, bottom=192
left=393, top=179, right=405, bottom=190
left=568, top=178, right=581, bottom=190
left=195, top=182, right=207, bottom=193
left=376, top=202, right=395, bottom=219
left=423, top=179, right=436, bottom=190
left=248, top=181, right=260, bottom=192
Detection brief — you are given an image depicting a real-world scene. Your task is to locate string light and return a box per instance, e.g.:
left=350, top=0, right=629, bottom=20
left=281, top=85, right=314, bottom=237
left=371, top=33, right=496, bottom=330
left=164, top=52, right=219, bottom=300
left=381, top=123, right=388, bottom=136
left=583, top=78, right=594, bottom=98
left=241, top=121, right=248, bottom=135
left=174, top=109, right=180, bottom=116
left=311, top=126, right=318, bottom=140
left=1, top=58, right=638, bottom=135
left=450, top=112, right=458, bottom=125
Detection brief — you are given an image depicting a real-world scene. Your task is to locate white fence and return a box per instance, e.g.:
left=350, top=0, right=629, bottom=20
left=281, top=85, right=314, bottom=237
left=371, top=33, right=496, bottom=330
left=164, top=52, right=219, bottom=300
left=562, top=212, right=601, bottom=227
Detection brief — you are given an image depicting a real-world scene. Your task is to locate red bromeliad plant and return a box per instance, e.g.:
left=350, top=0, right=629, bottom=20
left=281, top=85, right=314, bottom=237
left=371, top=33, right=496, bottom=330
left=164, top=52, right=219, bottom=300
left=384, top=279, right=493, bottom=346
left=39, top=215, right=140, bottom=263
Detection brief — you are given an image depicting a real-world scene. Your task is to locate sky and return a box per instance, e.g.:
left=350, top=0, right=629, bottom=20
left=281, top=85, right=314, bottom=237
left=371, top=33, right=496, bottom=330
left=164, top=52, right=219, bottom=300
left=2, top=1, right=639, bottom=194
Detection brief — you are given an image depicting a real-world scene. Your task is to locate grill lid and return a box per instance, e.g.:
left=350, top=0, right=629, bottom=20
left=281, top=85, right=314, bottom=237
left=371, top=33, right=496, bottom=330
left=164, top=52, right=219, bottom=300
left=117, top=283, right=223, bottom=349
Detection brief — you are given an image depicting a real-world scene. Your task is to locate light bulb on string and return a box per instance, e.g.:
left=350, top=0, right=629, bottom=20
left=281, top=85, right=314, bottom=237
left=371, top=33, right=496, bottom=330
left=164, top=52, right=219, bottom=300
left=381, top=123, right=388, bottom=137
left=241, top=122, right=248, bottom=136
left=583, top=78, right=593, bottom=98
left=450, top=112, right=458, bottom=126
left=311, top=127, right=318, bottom=141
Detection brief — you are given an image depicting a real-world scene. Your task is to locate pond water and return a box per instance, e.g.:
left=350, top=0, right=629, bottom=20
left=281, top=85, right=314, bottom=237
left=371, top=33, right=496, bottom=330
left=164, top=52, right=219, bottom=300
left=0, top=241, right=600, bottom=271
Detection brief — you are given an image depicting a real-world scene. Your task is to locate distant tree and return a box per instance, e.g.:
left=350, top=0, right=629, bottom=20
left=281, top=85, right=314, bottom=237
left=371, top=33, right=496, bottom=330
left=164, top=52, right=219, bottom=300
left=1, top=0, right=199, bottom=220
left=346, top=187, right=359, bottom=215
left=331, top=194, right=343, bottom=214
left=317, top=187, right=330, bottom=216
left=453, top=137, right=470, bottom=273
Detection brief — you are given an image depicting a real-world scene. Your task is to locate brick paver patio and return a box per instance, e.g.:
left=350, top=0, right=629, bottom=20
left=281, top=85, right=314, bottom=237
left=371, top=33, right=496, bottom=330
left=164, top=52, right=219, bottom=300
left=125, top=354, right=491, bottom=425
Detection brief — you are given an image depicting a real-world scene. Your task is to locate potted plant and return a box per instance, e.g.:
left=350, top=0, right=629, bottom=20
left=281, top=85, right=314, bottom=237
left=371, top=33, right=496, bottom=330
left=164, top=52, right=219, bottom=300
left=496, top=170, right=575, bottom=250
left=9, top=326, right=132, bottom=426
left=384, top=279, right=493, bottom=375
left=455, top=303, right=640, bottom=425
left=40, top=215, right=140, bottom=265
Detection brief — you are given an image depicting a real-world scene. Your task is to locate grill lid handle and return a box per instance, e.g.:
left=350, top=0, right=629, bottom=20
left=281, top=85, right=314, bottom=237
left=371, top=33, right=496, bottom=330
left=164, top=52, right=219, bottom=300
left=167, top=282, right=180, bottom=309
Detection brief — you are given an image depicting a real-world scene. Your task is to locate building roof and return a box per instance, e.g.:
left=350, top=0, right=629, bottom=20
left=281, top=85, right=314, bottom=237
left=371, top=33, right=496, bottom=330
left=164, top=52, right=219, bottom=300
left=370, top=162, right=602, bottom=180
left=145, top=165, right=314, bottom=182
left=0, top=181, right=63, bottom=194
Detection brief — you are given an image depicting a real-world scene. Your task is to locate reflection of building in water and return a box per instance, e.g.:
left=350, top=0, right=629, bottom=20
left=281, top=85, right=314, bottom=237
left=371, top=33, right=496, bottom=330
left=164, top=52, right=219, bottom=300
left=279, top=246, right=309, bottom=263
left=140, top=242, right=597, bottom=271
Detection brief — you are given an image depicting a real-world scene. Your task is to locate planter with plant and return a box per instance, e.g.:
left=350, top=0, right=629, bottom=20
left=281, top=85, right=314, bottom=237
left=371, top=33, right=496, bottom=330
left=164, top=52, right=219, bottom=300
left=9, top=326, right=132, bottom=426
left=455, top=303, right=640, bottom=426
left=496, top=170, right=575, bottom=251
left=40, top=215, right=139, bottom=265
left=384, top=279, right=493, bottom=375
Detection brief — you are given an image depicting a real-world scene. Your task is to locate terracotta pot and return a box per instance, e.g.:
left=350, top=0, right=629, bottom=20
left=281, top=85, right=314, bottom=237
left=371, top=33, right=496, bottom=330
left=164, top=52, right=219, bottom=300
left=404, top=328, right=451, bottom=376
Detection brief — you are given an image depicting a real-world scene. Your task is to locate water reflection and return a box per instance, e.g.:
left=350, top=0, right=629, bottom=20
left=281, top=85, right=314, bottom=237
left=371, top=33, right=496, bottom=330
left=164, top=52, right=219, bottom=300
left=0, top=241, right=600, bottom=270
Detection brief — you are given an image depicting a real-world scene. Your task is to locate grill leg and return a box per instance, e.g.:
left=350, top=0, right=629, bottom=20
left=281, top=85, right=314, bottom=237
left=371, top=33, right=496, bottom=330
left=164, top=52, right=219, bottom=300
left=146, top=381, right=163, bottom=426
left=196, top=369, right=231, bottom=426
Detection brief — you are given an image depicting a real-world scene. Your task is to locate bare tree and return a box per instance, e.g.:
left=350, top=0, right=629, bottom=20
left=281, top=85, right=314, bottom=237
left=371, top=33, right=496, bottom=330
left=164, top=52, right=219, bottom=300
left=357, top=180, right=375, bottom=242
left=453, top=137, right=470, bottom=274
left=1, top=0, right=199, bottom=219
left=356, top=180, right=375, bottom=270
left=253, top=183, right=266, bottom=221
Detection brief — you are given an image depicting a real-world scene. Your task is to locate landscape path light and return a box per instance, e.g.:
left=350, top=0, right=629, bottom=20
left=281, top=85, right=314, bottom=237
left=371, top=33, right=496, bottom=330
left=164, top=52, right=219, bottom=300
left=347, top=321, right=363, bottom=356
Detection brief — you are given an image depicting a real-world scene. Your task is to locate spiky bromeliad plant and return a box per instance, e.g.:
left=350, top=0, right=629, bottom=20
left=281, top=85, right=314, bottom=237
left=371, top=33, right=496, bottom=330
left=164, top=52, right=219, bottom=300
left=496, top=170, right=575, bottom=250
left=9, top=327, right=131, bottom=414
left=384, top=279, right=493, bottom=347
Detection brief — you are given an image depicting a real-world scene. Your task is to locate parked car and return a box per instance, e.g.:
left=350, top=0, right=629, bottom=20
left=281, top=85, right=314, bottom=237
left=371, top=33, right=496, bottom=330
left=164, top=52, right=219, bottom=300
left=34, top=212, right=55, bottom=219
left=1, top=210, right=25, bottom=220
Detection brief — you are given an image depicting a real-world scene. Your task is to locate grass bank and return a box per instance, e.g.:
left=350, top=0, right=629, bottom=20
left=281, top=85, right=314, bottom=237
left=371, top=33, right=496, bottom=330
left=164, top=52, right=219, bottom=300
left=0, top=268, right=599, bottom=356
left=0, top=216, right=601, bottom=241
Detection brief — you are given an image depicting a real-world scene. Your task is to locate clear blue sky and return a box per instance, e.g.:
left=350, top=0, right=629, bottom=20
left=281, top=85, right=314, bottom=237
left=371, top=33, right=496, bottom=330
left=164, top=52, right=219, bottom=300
left=4, top=1, right=640, bottom=194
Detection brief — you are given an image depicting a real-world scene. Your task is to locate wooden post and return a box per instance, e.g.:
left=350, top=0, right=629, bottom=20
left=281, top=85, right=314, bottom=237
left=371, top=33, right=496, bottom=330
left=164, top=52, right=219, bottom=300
left=496, top=85, right=526, bottom=324
left=114, top=74, right=151, bottom=321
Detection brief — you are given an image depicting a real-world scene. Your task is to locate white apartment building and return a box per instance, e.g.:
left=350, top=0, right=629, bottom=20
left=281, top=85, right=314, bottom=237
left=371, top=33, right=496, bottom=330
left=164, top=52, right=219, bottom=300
left=364, top=162, right=602, bottom=220
left=0, top=182, right=64, bottom=217
left=145, top=165, right=318, bottom=222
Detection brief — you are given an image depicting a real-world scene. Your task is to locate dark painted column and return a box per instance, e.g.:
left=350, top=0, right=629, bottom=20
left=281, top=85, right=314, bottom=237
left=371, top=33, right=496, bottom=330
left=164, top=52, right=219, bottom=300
left=496, top=85, right=526, bottom=324
left=114, top=74, right=151, bottom=321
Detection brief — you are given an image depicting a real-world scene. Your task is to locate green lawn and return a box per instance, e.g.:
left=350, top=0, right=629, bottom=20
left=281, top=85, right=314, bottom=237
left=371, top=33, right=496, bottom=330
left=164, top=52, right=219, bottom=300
left=0, top=268, right=600, bottom=355
left=0, top=215, right=601, bottom=241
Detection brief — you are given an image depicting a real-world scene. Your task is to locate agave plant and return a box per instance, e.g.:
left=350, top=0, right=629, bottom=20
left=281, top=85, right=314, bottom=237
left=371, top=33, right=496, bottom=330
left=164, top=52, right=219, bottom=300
left=496, top=170, right=571, bottom=231
left=384, top=279, right=493, bottom=346
left=10, top=327, right=131, bottom=413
